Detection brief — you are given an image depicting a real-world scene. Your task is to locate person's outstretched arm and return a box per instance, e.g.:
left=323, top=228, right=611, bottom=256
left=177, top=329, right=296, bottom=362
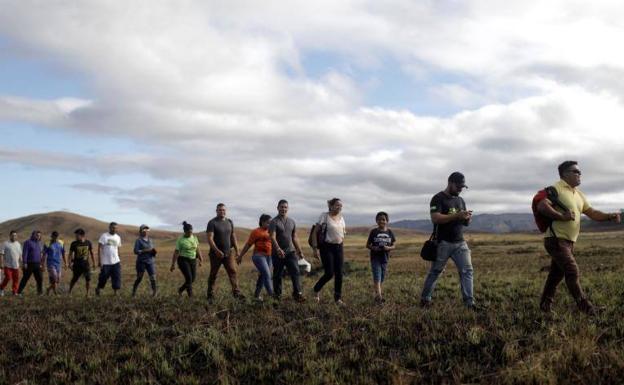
left=584, top=208, right=621, bottom=223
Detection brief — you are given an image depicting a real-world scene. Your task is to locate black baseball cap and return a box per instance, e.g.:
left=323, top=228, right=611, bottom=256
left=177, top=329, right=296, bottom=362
left=74, top=228, right=86, bottom=235
left=448, top=172, right=468, bottom=188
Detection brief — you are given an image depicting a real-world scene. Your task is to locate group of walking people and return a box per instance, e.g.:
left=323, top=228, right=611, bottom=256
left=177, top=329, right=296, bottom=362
left=167, top=200, right=347, bottom=304
left=1, top=161, right=620, bottom=315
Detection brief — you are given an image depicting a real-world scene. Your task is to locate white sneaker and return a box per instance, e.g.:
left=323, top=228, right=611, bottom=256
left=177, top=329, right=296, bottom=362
left=0, top=289, right=4, bottom=297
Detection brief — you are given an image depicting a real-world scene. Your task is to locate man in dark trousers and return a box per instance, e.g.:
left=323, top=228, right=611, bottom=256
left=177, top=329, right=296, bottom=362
left=206, top=203, right=243, bottom=302
left=270, top=199, right=306, bottom=303
left=17, top=230, right=44, bottom=296
left=537, top=160, right=620, bottom=315
left=420, top=172, right=475, bottom=309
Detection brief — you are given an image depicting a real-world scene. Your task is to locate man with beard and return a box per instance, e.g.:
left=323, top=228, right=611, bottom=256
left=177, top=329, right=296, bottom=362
left=420, top=172, right=476, bottom=309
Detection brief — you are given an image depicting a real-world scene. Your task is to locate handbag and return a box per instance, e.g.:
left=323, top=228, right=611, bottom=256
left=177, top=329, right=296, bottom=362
left=315, top=214, right=328, bottom=248
left=420, top=225, right=438, bottom=261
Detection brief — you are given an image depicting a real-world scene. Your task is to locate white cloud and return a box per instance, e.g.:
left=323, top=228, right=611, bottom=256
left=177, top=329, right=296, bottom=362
left=1, top=1, right=624, bottom=226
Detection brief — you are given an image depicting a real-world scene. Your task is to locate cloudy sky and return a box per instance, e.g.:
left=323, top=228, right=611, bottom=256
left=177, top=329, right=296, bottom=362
left=1, top=0, right=624, bottom=228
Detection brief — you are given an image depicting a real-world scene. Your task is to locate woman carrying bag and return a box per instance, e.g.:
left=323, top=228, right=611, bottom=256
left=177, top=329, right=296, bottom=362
left=311, top=198, right=346, bottom=305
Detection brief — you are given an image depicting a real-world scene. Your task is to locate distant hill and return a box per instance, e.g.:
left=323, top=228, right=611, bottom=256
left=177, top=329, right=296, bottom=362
left=392, top=213, right=624, bottom=234
left=0, top=211, right=260, bottom=248
left=391, top=213, right=535, bottom=233
left=0, top=211, right=179, bottom=242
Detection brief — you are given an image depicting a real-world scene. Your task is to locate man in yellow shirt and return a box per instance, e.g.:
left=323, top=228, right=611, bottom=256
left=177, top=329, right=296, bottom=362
left=537, top=161, right=621, bottom=315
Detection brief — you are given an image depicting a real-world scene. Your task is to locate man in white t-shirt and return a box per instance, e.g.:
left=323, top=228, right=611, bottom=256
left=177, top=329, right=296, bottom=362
left=0, top=230, right=23, bottom=296
left=96, top=222, right=122, bottom=296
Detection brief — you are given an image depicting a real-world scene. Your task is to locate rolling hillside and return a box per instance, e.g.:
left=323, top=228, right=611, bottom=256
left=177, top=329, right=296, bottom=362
left=0, top=211, right=178, bottom=243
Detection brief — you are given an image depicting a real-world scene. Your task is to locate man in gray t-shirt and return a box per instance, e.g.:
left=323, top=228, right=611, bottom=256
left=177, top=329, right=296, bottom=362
left=206, top=203, right=242, bottom=301
left=269, top=200, right=306, bottom=302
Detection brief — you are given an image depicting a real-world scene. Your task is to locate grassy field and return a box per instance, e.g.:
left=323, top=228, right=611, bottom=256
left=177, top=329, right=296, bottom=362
left=1, top=229, right=624, bottom=384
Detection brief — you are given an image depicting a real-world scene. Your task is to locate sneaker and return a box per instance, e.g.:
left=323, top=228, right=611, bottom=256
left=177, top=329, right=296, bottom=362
left=374, top=296, right=385, bottom=304
left=95, top=288, right=101, bottom=296
left=294, top=294, right=306, bottom=304
left=313, top=291, right=320, bottom=303
left=539, top=301, right=553, bottom=314
left=207, top=295, right=214, bottom=304
left=254, top=295, right=264, bottom=302
left=578, top=299, right=603, bottom=316
left=0, top=289, right=4, bottom=297
left=581, top=304, right=605, bottom=317
left=420, top=299, right=433, bottom=308
left=335, top=299, right=346, bottom=307
left=233, top=292, right=246, bottom=301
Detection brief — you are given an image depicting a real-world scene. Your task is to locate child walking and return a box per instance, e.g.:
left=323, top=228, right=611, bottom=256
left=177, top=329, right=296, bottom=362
left=366, top=212, right=396, bottom=304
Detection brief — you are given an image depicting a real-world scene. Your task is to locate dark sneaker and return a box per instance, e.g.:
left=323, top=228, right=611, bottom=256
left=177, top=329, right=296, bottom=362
left=420, top=299, right=433, bottom=308
left=581, top=303, right=605, bottom=317
left=374, top=296, right=385, bottom=304
left=95, top=288, right=101, bottom=296
left=578, top=299, right=603, bottom=316
left=540, top=301, right=553, bottom=314
left=233, top=292, right=246, bottom=301
left=207, top=294, right=214, bottom=304
left=294, top=293, right=306, bottom=303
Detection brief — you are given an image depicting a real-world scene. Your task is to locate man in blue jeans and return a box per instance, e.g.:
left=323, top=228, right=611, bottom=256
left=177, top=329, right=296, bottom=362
left=421, top=172, right=476, bottom=309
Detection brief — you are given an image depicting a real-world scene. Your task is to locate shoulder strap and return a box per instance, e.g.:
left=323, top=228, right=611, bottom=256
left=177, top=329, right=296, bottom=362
left=544, top=186, right=560, bottom=239
left=545, top=186, right=567, bottom=211
left=430, top=224, right=438, bottom=241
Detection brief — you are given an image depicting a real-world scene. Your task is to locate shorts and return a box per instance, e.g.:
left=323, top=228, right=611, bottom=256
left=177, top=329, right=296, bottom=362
left=48, top=266, right=62, bottom=284
left=98, top=263, right=122, bottom=290
left=371, top=258, right=388, bottom=283
left=72, top=259, right=91, bottom=282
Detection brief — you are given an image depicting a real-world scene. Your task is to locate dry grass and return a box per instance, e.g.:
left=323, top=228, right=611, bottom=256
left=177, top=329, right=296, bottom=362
left=1, top=230, right=623, bottom=384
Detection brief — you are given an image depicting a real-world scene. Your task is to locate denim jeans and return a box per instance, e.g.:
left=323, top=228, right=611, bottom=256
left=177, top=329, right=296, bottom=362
left=133, top=257, right=157, bottom=295
left=371, top=258, right=387, bottom=283
left=272, top=251, right=302, bottom=298
left=421, top=240, right=474, bottom=306
left=252, top=254, right=274, bottom=297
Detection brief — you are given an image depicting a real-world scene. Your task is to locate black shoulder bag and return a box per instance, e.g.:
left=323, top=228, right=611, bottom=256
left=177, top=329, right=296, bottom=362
left=420, top=225, right=438, bottom=261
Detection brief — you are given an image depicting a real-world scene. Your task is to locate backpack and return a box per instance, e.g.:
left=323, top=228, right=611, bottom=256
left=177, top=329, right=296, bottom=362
left=531, top=186, right=568, bottom=234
